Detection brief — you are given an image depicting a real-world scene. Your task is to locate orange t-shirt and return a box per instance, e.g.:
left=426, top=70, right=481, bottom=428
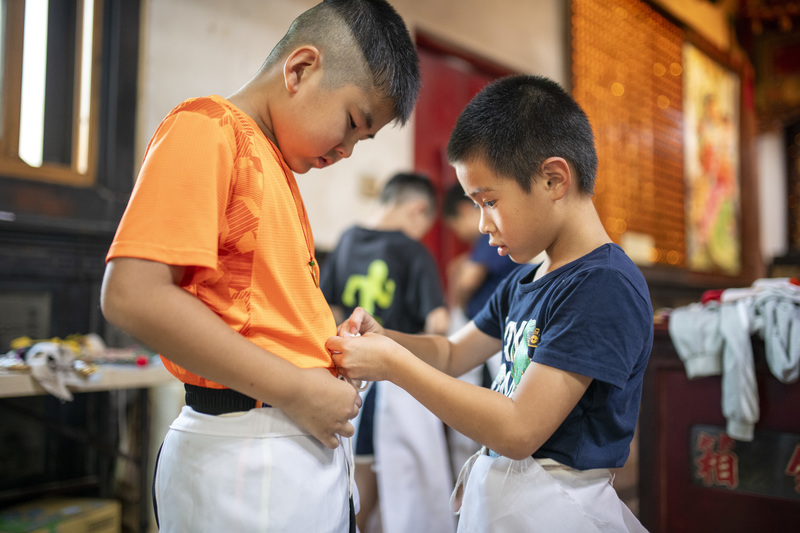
left=106, top=95, right=337, bottom=388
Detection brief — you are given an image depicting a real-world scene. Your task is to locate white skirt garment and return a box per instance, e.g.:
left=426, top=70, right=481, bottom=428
left=454, top=448, right=648, bottom=533
left=153, top=405, right=352, bottom=533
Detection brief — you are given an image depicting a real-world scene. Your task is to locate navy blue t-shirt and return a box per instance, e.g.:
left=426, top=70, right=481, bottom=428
left=473, top=244, right=653, bottom=469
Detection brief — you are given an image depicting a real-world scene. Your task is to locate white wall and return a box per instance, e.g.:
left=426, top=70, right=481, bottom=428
left=758, top=131, right=789, bottom=262
left=137, top=0, right=566, bottom=250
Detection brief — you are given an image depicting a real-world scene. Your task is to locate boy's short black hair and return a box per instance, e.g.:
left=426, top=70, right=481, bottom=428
left=268, top=0, right=421, bottom=125
left=447, top=75, right=598, bottom=194
left=442, top=182, right=471, bottom=219
left=380, top=172, right=436, bottom=214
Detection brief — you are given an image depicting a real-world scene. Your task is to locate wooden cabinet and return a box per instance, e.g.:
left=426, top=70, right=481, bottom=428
left=639, top=325, right=800, bottom=532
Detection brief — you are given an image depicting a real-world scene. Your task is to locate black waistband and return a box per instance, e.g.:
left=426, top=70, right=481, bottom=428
left=184, top=384, right=270, bottom=415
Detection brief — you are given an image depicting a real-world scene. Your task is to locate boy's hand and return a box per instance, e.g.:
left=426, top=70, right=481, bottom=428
left=337, top=307, right=384, bottom=337
left=283, top=367, right=362, bottom=449
left=327, top=333, right=405, bottom=383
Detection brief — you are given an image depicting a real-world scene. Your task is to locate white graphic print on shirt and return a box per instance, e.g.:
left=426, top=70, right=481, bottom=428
left=493, top=319, right=540, bottom=398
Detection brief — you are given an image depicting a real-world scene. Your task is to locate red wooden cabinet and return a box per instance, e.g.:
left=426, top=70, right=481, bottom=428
left=638, top=324, right=800, bottom=532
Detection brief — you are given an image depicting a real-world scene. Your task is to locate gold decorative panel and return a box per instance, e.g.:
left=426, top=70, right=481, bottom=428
left=572, top=0, right=686, bottom=268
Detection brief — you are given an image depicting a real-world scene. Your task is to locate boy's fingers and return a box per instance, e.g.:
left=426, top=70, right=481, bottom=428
left=329, top=350, right=346, bottom=373
left=347, top=321, right=360, bottom=335
left=349, top=307, right=367, bottom=333
left=337, top=320, right=352, bottom=337
left=326, top=335, right=345, bottom=354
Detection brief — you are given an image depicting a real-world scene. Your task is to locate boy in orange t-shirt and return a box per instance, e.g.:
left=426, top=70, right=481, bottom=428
left=100, top=1, right=420, bottom=531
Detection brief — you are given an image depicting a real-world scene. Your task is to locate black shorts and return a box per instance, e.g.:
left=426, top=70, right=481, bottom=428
left=354, top=383, right=377, bottom=456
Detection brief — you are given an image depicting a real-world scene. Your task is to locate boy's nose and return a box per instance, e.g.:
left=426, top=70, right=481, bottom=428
left=478, top=212, right=492, bottom=234
left=336, top=138, right=356, bottom=159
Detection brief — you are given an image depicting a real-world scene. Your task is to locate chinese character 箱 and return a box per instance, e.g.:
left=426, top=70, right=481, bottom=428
left=694, top=431, right=739, bottom=489
left=786, top=445, right=800, bottom=494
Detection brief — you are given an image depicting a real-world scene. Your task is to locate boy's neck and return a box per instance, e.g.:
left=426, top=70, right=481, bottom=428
left=542, top=201, right=612, bottom=276
left=373, top=210, right=410, bottom=234
left=227, top=79, right=278, bottom=147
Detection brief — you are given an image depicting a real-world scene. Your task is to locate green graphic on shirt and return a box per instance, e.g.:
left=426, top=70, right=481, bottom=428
left=342, top=259, right=396, bottom=316
left=512, top=320, right=537, bottom=386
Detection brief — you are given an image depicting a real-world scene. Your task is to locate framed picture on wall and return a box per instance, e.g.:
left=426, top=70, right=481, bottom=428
left=683, top=42, right=742, bottom=276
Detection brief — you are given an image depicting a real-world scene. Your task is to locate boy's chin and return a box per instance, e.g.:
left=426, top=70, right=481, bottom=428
left=287, top=159, right=315, bottom=174
left=506, top=250, right=535, bottom=264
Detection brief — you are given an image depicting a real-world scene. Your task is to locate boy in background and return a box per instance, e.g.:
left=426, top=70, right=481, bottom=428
left=321, top=172, right=455, bottom=533
left=322, top=173, right=448, bottom=334
left=100, top=1, right=420, bottom=531
left=328, top=74, right=652, bottom=532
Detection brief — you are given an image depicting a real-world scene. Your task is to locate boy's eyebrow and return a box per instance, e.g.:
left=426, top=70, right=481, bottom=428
left=362, top=109, right=375, bottom=138
left=364, top=111, right=375, bottom=139
left=467, top=186, right=495, bottom=196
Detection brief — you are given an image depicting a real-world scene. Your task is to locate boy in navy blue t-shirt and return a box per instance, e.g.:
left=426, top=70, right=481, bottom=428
left=327, top=74, right=653, bottom=531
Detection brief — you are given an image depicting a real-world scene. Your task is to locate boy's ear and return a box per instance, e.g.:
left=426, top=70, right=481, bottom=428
left=283, top=46, right=321, bottom=94
left=408, top=198, right=431, bottom=217
left=540, top=157, right=571, bottom=200
left=411, top=199, right=435, bottom=224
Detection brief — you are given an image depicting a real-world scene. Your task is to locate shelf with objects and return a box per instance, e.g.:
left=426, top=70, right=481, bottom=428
left=0, top=334, right=173, bottom=533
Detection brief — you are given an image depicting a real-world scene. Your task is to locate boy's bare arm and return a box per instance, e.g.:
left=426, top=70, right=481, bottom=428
left=101, top=257, right=360, bottom=449
left=450, top=259, right=488, bottom=309
left=337, top=307, right=496, bottom=377
left=399, top=351, right=592, bottom=460
left=329, top=330, right=591, bottom=459
left=423, top=306, right=450, bottom=336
